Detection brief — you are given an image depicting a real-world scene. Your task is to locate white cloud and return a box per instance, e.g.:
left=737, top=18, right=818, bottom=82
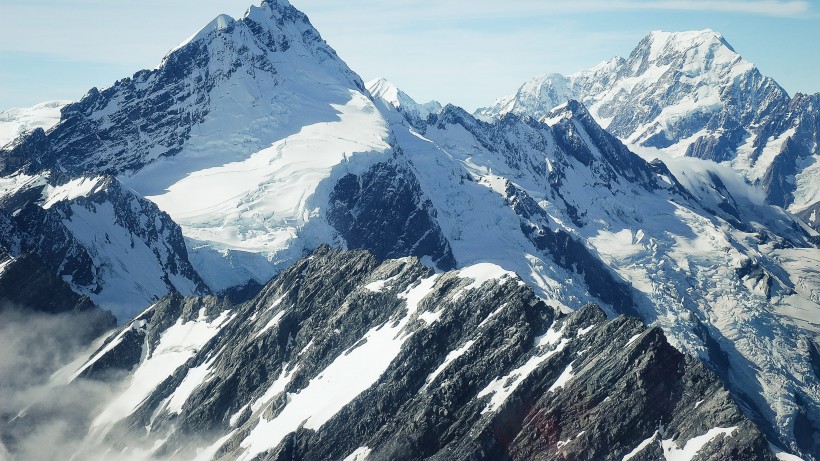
left=297, top=0, right=811, bottom=20
left=594, top=0, right=810, bottom=17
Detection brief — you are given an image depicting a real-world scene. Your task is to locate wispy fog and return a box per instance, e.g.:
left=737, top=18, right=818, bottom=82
left=0, top=305, right=126, bottom=461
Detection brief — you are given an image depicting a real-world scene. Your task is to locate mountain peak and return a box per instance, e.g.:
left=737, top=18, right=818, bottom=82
left=163, top=0, right=344, bottom=75
left=366, top=77, right=401, bottom=102
left=260, top=0, right=291, bottom=7
left=649, top=28, right=720, bottom=39
left=635, top=29, right=743, bottom=69
left=366, top=77, right=442, bottom=121
left=475, top=73, right=572, bottom=120
left=251, top=0, right=299, bottom=21
left=171, top=14, right=236, bottom=52
left=646, top=29, right=731, bottom=49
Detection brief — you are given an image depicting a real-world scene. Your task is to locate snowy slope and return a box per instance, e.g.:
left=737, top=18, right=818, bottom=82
left=0, top=100, right=69, bottom=148
left=140, top=88, right=391, bottom=291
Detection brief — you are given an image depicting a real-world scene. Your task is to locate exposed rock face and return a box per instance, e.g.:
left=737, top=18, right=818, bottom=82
left=51, top=247, right=775, bottom=461
left=755, top=93, right=820, bottom=225
left=328, top=160, right=456, bottom=270
left=0, top=248, right=114, bottom=331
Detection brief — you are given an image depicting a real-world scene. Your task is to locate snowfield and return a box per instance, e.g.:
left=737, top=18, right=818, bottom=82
left=0, top=100, right=70, bottom=147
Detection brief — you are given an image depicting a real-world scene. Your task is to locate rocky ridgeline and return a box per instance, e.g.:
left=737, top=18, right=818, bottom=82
left=68, top=246, right=773, bottom=460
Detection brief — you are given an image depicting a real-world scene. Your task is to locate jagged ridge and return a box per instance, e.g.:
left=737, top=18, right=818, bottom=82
left=62, top=247, right=774, bottom=461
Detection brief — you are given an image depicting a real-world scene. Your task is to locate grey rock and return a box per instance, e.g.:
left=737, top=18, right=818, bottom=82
left=66, top=247, right=775, bottom=461
left=328, top=160, right=456, bottom=270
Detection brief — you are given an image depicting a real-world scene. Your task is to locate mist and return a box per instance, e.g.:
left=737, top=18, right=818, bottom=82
left=0, top=304, right=129, bottom=461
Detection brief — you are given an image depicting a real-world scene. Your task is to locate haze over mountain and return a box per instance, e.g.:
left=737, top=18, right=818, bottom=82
left=0, top=1, right=817, bottom=460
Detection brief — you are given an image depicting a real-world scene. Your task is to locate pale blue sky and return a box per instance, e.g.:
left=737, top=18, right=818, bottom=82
left=0, top=0, right=818, bottom=111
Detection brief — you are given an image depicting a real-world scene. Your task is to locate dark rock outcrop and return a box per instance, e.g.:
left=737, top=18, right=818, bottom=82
left=328, top=161, right=456, bottom=270
left=63, top=247, right=775, bottom=461
left=0, top=249, right=115, bottom=337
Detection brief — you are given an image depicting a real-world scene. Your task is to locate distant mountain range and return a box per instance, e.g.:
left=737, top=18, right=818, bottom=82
left=477, top=29, right=820, bottom=232
left=0, top=2, right=817, bottom=460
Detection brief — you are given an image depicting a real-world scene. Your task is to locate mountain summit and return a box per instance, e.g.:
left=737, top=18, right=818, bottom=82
left=1, top=0, right=396, bottom=294
left=479, top=30, right=820, bottom=231
left=479, top=29, right=787, bottom=151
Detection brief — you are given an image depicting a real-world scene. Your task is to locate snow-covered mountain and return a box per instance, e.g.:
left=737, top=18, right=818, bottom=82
left=29, top=246, right=771, bottom=461
left=478, top=30, right=820, bottom=231
left=0, top=0, right=395, bottom=295
left=0, top=171, right=207, bottom=320
left=0, top=100, right=70, bottom=148
left=0, top=3, right=818, bottom=460
left=478, top=29, right=787, bottom=146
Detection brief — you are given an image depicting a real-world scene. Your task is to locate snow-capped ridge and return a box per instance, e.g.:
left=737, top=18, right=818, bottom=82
left=366, top=77, right=442, bottom=122
left=170, top=14, right=236, bottom=54
left=631, top=28, right=752, bottom=83
left=40, top=175, right=109, bottom=209
left=0, top=170, right=207, bottom=320
left=646, top=29, right=735, bottom=52
left=53, top=247, right=776, bottom=460
left=581, top=57, right=624, bottom=74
